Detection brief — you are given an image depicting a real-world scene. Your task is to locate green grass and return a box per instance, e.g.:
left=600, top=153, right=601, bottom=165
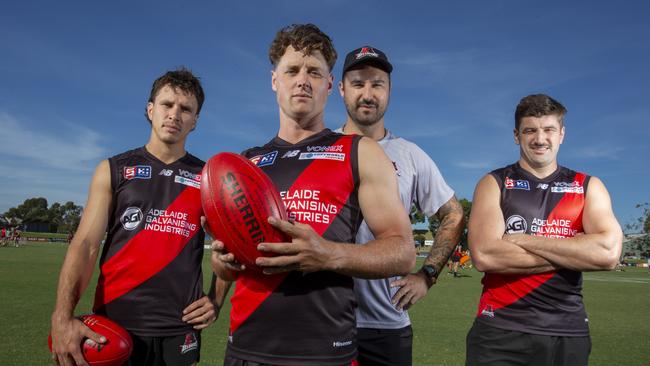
left=1, top=243, right=648, bottom=365
left=21, top=231, right=69, bottom=239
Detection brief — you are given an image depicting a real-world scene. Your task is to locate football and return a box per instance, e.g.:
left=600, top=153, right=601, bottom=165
left=201, top=152, right=290, bottom=271
left=48, top=314, right=133, bottom=366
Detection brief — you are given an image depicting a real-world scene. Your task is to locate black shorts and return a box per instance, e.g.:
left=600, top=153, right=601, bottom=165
left=465, top=321, right=590, bottom=366
left=357, top=325, right=412, bottom=366
left=224, top=355, right=358, bottom=366
left=127, top=331, right=201, bottom=366
left=451, top=254, right=461, bottom=263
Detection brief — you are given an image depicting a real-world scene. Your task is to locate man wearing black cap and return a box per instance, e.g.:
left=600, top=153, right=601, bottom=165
left=336, top=46, right=465, bottom=366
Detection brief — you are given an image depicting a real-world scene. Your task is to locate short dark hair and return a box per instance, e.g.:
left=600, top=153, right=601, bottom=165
left=145, top=67, right=205, bottom=123
left=515, top=94, right=567, bottom=130
left=269, top=24, right=337, bottom=71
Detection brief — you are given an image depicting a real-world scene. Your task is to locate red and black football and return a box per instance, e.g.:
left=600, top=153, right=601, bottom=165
left=48, top=314, right=133, bottom=366
left=201, top=152, right=290, bottom=272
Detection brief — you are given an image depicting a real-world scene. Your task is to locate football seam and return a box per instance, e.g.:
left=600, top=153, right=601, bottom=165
left=81, top=316, right=132, bottom=364
left=205, top=154, right=248, bottom=263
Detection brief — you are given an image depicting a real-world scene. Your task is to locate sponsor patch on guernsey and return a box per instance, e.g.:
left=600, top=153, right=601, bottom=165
left=505, top=215, right=527, bottom=234
left=551, top=181, right=584, bottom=194
left=551, top=186, right=584, bottom=194
left=175, top=175, right=200, bottom=188
left=332, top=340, right=353, bottom=348
left=298, top=152, right=345, bottom=161
left=250, top=151, right=278, bottom=167
left=281, top=149, right=300, bottom=158
left=306, top=145, right=343, bottom=152
left=123, top=165, right=151, bottom=180
left=504, top=177, right=530, bottom=190
left=120, top=207, right=143, bottom=230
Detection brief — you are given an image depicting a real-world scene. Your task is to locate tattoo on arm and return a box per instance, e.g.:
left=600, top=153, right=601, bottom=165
left=425, top=197, right=465, bottom=274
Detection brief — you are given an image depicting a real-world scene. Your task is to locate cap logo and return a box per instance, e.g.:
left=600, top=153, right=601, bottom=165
left=356, top=47, right=379, bottom=59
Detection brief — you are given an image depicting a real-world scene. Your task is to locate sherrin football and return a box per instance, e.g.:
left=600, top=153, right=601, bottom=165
left=201, top=152, right=290, bottom=272
left=48, top=314, right=133, bottom=366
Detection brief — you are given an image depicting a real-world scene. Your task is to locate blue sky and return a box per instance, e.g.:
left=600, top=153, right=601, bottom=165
left=1, top=1, right=648, bottom=230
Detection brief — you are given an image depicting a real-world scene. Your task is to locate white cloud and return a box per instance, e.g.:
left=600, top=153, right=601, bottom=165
left=454, top=160, right=497, bottom=170
left=0, top=159, right=91, bottom=213
left=395, top=49, right=480, bottom=74
left=0, top=112, right=105, bottom=170
left=393, top=46, right=597, bottom=118
left=570, top=146, right=624, bottom=160
left=398, top=123, right=463, bottom=139
left=0, top=112, right=105, bottom=212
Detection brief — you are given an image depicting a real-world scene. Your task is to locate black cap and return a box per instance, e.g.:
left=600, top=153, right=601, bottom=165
left=342, top=46, right=393, bottom=77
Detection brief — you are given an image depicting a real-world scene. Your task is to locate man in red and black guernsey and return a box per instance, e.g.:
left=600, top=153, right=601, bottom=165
left=50, top=68, right=217, bottom=366
left=466, top=94, right=623, bottom=366
left=210, top=24, right=415, bottom=366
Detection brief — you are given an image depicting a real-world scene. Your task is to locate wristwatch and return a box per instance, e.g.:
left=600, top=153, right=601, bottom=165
left=420, top=264, right=438, bottom=287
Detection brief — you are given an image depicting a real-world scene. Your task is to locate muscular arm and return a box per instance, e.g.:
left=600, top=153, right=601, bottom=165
left=422, top=196, right=465, bottom=275
left=331, top=138, right=415, bottom=277
left=50, top=160, right=112, bottom=365
left=504, top=177, right=623, bottom=271
left=469, top=174, right=556, bottom=274
left=257, top=137, right=415, bottom=278
left=52, top=160, right=111, bottom=323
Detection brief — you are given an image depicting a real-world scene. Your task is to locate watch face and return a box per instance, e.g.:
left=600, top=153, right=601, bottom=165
left=423, top=265, right=437, bottom=278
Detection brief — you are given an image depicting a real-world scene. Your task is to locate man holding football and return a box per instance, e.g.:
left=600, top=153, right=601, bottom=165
left=211, top=24, right=415, bottom=366
left=50, top=68, right=216, bottom=366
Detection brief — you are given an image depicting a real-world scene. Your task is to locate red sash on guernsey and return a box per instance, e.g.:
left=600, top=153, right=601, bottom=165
left=94, top=187, right=202, bottom=308
left=230, top=136, right=354, bottom=333
left=477, top=173, right=587, bottom=315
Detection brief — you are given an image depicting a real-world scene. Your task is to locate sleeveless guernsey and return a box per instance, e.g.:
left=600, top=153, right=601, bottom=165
left=475, top=163, right=591, bottom=336
left=93, top=147, right=205, bottom=337
left=226, top=129, right=362, bottom=365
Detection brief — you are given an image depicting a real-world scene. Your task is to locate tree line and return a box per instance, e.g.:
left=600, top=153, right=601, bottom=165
left=2, top=197, right=82, bottom=234
left=623, top=203, right=650, bottom=258
left=4, top=196, right=648, bottom=257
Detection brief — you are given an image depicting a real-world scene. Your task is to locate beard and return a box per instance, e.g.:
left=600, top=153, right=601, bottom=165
left=344, top=98, right=387, bottom=127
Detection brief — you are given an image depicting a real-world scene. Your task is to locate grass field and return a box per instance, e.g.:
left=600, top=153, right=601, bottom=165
left=20, top=232, right=69, bottom=239
left=1, top=243, right=648, bottom=365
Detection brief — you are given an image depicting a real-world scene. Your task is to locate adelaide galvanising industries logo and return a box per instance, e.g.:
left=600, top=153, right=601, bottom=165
left=120, top=207, right=143, bottom=230
left=505, top=215, right=527, bottom=234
